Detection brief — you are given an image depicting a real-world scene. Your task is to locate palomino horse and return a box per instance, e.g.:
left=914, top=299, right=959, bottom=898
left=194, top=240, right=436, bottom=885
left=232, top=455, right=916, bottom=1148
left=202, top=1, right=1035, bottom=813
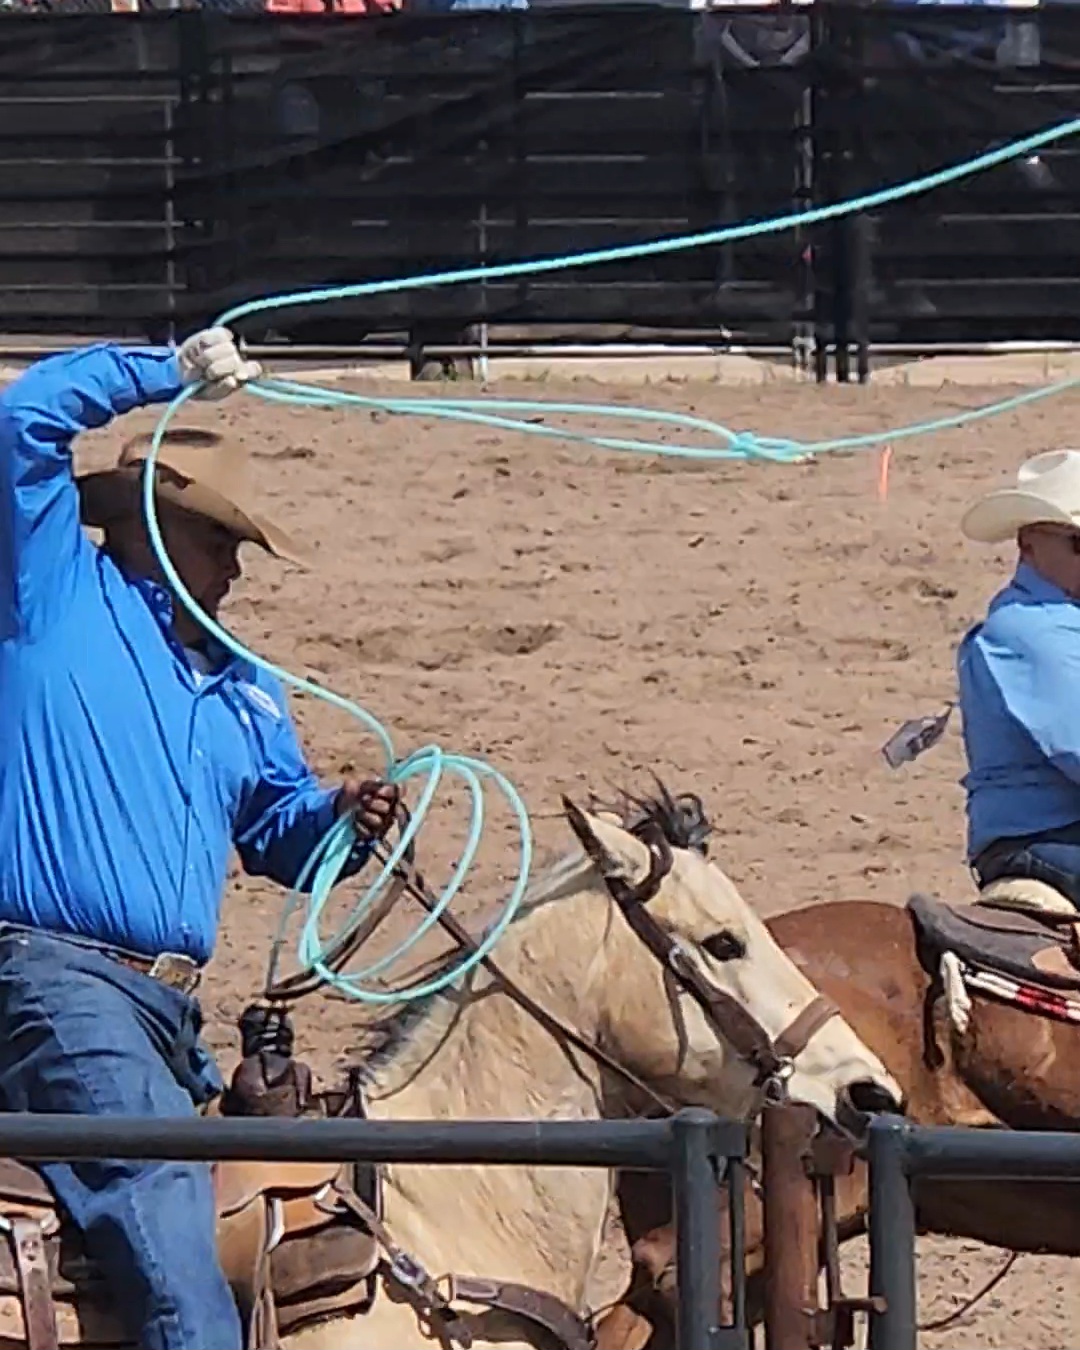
left=0, top=789, right=902, bottom=1350
left=595, top=828, right=1080, bottom=1350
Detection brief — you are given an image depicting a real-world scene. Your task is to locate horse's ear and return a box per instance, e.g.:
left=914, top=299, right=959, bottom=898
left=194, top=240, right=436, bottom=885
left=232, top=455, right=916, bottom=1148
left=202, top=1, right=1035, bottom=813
left=561, top=795, right=652, bottom=883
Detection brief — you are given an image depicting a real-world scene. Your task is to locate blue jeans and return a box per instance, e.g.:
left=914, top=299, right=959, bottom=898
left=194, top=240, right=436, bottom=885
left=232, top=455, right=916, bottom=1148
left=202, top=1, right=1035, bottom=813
left=0, top=929, right=243, bottom=1350
left=974, top=821, right=1080, bottom=909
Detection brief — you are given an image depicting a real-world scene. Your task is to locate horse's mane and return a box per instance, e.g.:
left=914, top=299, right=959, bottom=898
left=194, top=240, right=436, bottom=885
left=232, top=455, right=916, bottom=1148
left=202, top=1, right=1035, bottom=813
left=353, top=775, right=713, bottom=1080
left=588, top=776, right=713, bottom=857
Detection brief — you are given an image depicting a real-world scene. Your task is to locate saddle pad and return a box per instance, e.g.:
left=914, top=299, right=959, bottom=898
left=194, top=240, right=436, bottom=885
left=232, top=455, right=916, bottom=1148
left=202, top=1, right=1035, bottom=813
left=979, top=877, right=1076, bottom=918
left=907, top=892, right=1080, bottom=993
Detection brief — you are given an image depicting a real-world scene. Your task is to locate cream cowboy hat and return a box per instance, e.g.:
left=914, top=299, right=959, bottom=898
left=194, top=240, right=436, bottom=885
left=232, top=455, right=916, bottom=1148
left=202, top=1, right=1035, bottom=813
left=77, top=428, right=312, bottom=568
left=961, top=449, right=1080, bottom=544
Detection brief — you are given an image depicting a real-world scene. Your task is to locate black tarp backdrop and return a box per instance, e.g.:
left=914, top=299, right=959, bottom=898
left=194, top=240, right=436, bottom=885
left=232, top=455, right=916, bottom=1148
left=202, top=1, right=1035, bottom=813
left=1, top=4, right=1080, bottom=370
left=815, top=4, right=1080, bottom=371
left=0, top=8, right=812, bottom=346
left=178, top=9, right=810, bottom=343
left=0, top=18, right=182, bottom=335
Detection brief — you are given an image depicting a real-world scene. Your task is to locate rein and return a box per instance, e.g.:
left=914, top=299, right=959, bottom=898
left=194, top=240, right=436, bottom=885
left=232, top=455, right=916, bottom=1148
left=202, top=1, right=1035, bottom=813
left=264, top=872, right=407, bottom=1003
left=374, top=840, right=680, bottom=1117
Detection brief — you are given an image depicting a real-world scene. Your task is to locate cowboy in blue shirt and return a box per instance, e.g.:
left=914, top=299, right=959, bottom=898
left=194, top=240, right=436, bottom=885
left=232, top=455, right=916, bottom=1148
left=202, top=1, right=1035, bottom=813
left=958, top=449, right=1080, bottom=907
left=0, top=327, right=399, bottom=1348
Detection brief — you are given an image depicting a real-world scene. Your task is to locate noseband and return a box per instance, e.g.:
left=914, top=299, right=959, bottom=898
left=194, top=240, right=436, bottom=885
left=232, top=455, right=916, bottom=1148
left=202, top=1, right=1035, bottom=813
left=589, top=817, right=840, bottom=1095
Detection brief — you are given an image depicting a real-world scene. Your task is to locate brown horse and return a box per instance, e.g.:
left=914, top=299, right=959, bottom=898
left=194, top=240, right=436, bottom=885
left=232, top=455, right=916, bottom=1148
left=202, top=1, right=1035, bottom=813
left=596, top=889, right=1080, bottom=1350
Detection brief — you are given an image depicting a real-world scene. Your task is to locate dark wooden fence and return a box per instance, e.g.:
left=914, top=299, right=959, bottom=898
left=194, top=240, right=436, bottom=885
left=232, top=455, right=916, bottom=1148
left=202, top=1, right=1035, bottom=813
left=2, top=4, right=1080, bottom=372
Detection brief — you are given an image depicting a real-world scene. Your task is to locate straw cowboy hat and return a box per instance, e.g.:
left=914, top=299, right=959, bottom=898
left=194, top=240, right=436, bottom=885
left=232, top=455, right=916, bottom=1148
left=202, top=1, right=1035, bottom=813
left=77, top=428, right=312, bottom=568
left=962, top=449, right=1080, bottom=544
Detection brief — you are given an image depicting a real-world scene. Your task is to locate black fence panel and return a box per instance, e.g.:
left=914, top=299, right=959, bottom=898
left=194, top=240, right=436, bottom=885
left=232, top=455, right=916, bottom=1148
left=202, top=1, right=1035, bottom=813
left=176, top=8, right=811, bottom=344
left=5, top=6, right=1080, bottom=359
left=814, top=3, right=1080, bottom=353
left=0, top=8, right=812, bottom=346
left=0, top=15, right=185, bottom=335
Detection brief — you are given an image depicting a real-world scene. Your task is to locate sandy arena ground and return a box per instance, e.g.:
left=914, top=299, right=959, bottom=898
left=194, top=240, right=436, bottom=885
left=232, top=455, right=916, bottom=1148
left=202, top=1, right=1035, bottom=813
left=61, top=366, right=1080, bottom=1347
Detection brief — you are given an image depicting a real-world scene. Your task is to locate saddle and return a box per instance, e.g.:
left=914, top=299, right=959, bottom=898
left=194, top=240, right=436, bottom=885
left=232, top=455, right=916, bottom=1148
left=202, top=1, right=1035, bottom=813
left=907, top=880, right=1080, bottom=994
left=0, top=1154, right=381, bottom=1349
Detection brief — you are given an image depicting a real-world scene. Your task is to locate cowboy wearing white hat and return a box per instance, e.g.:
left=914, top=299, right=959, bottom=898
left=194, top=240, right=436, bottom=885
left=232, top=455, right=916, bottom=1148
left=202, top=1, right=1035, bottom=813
left=957, top=449, right=1080, bottom=909
left=0, top=327, right=398, bottom=1349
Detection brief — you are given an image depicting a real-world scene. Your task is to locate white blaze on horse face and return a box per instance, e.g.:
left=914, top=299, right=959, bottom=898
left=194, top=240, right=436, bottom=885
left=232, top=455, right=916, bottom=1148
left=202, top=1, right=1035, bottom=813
left=572, top=810, right=900, bottom=1123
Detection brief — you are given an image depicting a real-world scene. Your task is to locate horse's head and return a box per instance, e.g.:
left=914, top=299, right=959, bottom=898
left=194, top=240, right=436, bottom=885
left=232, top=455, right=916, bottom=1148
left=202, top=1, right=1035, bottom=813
left=562, top=793, right=903, bottom=1132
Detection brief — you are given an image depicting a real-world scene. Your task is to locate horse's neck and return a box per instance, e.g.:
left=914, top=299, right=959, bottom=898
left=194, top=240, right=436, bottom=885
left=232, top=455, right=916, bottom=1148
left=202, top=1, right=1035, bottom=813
left=363, top=877, right=616, bottom=1304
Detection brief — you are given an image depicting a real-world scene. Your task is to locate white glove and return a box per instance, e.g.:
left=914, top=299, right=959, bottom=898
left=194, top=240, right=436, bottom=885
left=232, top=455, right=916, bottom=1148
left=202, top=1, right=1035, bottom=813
left=176, top=327, right=262, bottom=401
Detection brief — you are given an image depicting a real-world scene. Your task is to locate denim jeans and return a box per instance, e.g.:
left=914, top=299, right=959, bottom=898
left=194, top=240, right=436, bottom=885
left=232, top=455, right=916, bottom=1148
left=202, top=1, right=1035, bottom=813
left=974, top=821, right=1080, bottom=909
left=0, top=929, right=243, bottom=1350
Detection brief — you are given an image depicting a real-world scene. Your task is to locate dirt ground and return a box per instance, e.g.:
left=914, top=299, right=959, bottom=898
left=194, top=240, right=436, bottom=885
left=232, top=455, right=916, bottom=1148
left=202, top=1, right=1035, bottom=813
left=72, top=370, right=1080, bottom=1347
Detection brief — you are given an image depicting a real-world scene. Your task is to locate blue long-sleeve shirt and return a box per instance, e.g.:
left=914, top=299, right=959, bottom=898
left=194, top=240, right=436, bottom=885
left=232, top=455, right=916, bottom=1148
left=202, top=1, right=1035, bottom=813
left=958, top=562, right=1080, bottom=860
left=0, top=343, right=365, bottom=963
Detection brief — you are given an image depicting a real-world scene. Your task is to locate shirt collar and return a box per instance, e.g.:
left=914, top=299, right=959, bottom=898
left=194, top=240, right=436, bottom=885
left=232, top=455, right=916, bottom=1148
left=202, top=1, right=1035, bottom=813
left=205, top=637, right=255, bottom=683
left=131, top=574, right=175, bottom=625
left=1009, top=561, right=1075, bottom=606
left=129, top=574, right=251, bottom=680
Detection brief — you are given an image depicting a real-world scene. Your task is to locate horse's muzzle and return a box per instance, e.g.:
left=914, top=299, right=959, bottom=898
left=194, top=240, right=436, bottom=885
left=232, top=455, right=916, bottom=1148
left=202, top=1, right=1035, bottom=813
left=835, top=1078, right=905, bottom=1140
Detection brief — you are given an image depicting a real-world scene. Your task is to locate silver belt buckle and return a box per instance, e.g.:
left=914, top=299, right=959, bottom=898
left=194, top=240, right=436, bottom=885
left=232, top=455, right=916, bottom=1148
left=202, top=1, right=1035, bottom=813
left=147, top=952, right=201, bottom=994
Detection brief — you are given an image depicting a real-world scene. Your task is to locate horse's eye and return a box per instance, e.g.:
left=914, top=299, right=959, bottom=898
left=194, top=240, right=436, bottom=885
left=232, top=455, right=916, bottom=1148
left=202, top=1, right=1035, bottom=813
left=702, top=932, right=746, bottom=962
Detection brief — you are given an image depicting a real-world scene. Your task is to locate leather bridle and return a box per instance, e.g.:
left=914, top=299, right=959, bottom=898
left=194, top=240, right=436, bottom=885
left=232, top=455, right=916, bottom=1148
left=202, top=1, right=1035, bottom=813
left=561, top=798, right=841, bottom=1103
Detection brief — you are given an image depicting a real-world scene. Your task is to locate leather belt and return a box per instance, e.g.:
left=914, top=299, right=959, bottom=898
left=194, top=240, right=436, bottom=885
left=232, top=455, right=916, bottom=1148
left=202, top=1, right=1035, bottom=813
left=111, top=950, right=203, bottom=996
left=0, top=925, right=202, bottom=996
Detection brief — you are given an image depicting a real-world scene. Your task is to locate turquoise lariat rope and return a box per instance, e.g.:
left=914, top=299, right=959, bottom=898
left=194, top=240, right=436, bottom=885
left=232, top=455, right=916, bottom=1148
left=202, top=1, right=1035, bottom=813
left=142, top=387, right=532, bottom=1004
left=143, top=113, right=1080, bottom=1004
left=249, top=373, right=1080, bottom=464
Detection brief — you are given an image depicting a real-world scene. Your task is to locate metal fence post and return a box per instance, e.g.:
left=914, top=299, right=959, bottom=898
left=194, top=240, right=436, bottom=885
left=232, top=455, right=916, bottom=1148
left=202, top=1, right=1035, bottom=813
left=672, top=1108, right=723, bottom=1350
left=867, top=1116, right=916, bottom=1350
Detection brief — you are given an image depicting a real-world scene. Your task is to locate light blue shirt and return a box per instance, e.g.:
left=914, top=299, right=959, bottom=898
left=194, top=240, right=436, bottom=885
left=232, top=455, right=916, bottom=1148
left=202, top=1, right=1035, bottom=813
left=0, top=343, right=369, bottom=963
left=958, top=562, right=1080, bottom=860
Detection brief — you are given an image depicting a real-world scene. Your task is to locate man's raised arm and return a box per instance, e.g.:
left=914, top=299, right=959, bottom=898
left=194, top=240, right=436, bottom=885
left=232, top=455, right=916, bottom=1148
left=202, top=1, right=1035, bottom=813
left=0, top=344, right=182, bottom=639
